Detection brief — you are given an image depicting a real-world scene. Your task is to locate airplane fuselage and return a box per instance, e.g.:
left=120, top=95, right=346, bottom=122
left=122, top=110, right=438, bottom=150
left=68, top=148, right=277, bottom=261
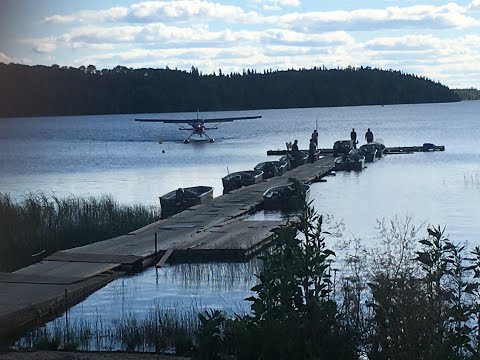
left=192, top=121, right=205, bottom=135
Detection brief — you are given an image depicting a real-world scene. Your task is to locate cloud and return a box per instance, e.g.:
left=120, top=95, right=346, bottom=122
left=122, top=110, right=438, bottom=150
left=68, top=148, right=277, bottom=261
left=43, top=23, right=353, bottom=53
left=19, top=1, right=480, bottom=87
left=0, top=52, right=12, bottom=63
left=249, top=0, right=300, bottom=11
left=364, top=34, right=442, bottom=51
left=262, top=30, right=354, bottom=47
left=57, top=24, right=252, bottom=49
left=0, top=52, right=31, bottom=64
left=44, top=7, right=128, bottom=24
left=467, top=0, right=480, bottom=10
left=34, top=19, right=480, bottom=87
left=24, top=38, right=58, bottom=53
left=73, top=35, right=361, bottom=71
left=276, top=3, right=478, bottom=32
left=43, top=0, right=261, bottom=24
left=43, top=14, right=76, bottom=23
left=364, top=34, right=480, bottom=57
left=128, top=0, right=260, bottom=23
left=360, top=34, right=480, bottom=87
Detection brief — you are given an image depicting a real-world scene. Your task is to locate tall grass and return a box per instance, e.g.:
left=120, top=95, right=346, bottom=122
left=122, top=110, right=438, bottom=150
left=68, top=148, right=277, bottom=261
left=0, top=192, right=160, bottom=272
left=464, top=172, right=480, bottom=188
left=18, top=304, right=199, bottom=354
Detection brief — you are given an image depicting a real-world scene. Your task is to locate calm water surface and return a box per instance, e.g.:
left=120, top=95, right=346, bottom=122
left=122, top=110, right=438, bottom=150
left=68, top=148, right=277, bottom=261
left=2, top=101, right=480, bottom=342
left=1, top=101, right=479, bottom=239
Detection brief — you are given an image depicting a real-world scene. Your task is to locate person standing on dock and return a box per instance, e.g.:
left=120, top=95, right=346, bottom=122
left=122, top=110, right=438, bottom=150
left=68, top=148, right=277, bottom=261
left=350, top=128, right=357, bottom=148
left=308, top=138, right=316, bottom=163
left=291, top=139, right=299, bottom=153
left=291, top=139, right=302, bottom=165
left=365, top=128, right=374, bottom=143
left=311, top=130, right=318, bottom=146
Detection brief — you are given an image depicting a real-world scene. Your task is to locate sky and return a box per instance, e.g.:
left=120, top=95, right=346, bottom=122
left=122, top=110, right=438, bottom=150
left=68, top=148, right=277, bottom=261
left=0, top=0, right=479, bottom=88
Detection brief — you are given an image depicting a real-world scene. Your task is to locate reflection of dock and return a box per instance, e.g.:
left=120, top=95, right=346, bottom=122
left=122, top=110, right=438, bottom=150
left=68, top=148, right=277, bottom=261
left=267, top=144, right=445, bottom=156
left=0, top=156, right=335, bottom=340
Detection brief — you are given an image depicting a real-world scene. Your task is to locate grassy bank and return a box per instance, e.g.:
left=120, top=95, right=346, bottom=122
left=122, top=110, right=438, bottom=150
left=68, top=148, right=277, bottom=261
left=0, top=193, right=160, bottom=272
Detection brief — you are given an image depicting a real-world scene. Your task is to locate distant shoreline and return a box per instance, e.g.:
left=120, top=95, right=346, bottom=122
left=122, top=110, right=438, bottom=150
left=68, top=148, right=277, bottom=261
left=0, top=63, right=460, bottom=118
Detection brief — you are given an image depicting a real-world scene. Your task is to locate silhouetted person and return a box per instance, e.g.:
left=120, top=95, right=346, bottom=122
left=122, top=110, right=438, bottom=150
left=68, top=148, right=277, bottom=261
left=311, top=130, right=318, bottom=146
left=175, top=188, right=185, bottom=203
left=308, top=138, right=316, bottom=163
left=350, top=128, right=357, bottom=148
left=291, top=139, right=302, bottom=167
left=291, top=139, right=299, bottom=153
left=365, top=128, right=374, bottom=143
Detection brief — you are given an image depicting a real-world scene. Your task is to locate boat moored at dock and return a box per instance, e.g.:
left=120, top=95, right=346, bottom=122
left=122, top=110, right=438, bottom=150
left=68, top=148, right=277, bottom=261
left=333, top=140, right=354, bottom=157
left=273, top=160, right=288, bottom=175
left=263, top=183, right=311, bottom=211
left=254, top=160, right=288, bottom=178
left=291, top=151, right=308, bottom=168
left=160, top=186, right=214, bottom=218
left=334, top=152, right=365, bottom=171
left=370, top=141, right=386, bottom=158
left=254, top=161, right=278, bottom=179
left=358, top=143, right=378, bottom=162
left=222, top=170, right=263, bottom=192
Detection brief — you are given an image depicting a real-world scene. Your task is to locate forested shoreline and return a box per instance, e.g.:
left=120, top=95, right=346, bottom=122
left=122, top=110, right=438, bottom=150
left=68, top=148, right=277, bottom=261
left=453, top=87, right=480, bottom=100
left=0, top=63, right=461, bottom=118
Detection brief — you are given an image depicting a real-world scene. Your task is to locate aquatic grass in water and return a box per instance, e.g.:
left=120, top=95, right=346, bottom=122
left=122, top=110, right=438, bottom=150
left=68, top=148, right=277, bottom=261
left=0, top=192, right=160, bottom=271
left=464, top=172, right=480, bottom=189
left=16, top=259, right=259, bottom=352
left=167, top=260, right=262, bottom=292
left=18, top=303, right=206, bottom=353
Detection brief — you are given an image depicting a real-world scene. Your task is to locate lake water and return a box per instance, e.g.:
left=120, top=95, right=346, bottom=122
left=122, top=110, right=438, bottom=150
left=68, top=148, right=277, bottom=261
left=2, top=101, right=479, bottom=240
left=3, top=101, right=480, bottom=346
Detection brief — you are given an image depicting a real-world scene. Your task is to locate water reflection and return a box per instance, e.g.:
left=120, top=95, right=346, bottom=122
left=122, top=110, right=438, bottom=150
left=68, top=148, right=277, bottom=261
left=59, top=260, right=259, bottom=323
left=17, top=260, right=262, bottom=350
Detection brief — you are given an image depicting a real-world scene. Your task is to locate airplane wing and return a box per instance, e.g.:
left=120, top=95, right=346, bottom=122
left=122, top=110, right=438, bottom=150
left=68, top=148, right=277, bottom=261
left=202, top=115, right=262, bottom=123
left=135, top=118, right=196, bottom=123
left=135, top=115, right=261, bottom=123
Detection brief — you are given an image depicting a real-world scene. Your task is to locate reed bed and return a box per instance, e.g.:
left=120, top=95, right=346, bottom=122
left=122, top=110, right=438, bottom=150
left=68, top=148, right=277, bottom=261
left=464, top=172, right=480, bottom=188
left=167, top=260, right=262, bottom=291
left=18, top=304, right=201, bottom=353
left=0, top=192, right=160, bottom=272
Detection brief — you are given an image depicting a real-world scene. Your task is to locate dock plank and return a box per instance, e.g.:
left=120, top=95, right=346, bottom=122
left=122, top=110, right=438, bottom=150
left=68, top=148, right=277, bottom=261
left=156, top=247, right=175, bottom=268
left=0, top=272, right=84, bottom=285
left=45, top=252, right=142, bottom=265
left=15, top=261, right=119, bottom=278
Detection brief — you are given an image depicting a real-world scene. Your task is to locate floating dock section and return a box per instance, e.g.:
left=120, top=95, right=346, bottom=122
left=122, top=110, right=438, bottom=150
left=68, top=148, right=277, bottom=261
left=267, top=144, right=445, bottom=156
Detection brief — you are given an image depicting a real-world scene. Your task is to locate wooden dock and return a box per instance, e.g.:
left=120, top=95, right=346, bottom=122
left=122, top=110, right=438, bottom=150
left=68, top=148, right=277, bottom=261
left=0, top=156, right=335, bottom=340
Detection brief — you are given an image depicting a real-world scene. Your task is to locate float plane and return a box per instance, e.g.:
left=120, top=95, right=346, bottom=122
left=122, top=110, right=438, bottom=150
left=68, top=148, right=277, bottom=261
left=135, top=111, right=262, bottom=143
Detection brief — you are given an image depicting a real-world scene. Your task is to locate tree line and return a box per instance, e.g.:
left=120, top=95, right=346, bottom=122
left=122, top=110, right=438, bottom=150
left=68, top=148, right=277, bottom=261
left=453, top=88, right=480, bottom=100
left=0, top=62, right=460, bottom=118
